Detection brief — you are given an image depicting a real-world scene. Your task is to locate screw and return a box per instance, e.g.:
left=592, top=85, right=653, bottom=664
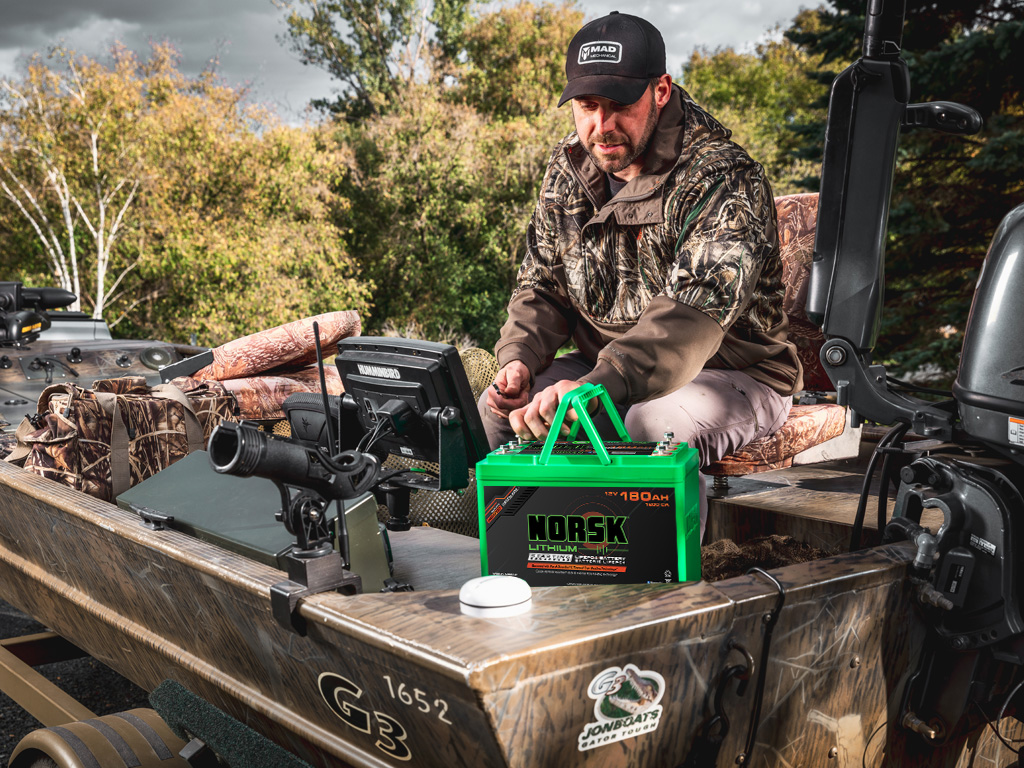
left=951, top=635, right=969, bottom=650
left=828, top=746, right=838, bottom=759
left=735, top=755, right=747, bottom=765
left=850, top=656, right=861, bottom=668
left=763, top=613, right=772, bottom=624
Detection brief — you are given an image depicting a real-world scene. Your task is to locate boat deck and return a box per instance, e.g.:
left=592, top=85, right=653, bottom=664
left=705, top=440, right=945, bottom=555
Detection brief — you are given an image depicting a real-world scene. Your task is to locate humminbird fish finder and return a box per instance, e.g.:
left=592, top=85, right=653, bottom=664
left=335, top=337, right=490, bottom=530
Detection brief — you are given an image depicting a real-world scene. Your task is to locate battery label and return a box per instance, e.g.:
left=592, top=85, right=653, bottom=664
left=528, top=552, right=574, bottom=563
left=482, top=485, right=679, bottom=586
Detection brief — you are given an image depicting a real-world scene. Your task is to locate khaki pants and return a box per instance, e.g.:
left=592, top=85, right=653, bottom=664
left=477, top=351, right=792, bottom=469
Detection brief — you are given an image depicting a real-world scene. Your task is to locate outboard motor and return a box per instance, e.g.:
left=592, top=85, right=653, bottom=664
left=809, top=0, right=1024, bottom=746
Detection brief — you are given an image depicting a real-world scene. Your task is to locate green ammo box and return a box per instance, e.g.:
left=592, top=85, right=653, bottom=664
left=476, top=384, right=701, bottom=587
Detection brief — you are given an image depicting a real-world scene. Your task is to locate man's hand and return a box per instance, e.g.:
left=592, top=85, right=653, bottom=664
left=487, top=360, right=531, bottom=418
left=509, top=379, right=586, bottom=441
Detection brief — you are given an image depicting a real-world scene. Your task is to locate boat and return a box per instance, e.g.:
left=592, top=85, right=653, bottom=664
left=2, top=1, right=1024, bottom=765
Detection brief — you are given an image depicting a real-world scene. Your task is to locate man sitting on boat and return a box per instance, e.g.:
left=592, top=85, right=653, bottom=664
left=479, top=11, right=802, bottom=468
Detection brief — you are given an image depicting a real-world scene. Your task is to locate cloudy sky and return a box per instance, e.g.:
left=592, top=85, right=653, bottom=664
left=0, top=1, right=810, bottom=123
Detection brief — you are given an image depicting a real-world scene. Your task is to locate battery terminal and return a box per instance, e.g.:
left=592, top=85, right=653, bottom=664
left=652, top=431, right=677, bottom=456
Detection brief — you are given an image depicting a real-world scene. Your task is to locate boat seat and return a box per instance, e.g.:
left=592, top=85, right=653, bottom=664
left=704, top=193, right=857, bottom=481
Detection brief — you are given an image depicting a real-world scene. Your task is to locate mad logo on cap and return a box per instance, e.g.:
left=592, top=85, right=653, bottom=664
left=578, top=41, right=622, bottom=64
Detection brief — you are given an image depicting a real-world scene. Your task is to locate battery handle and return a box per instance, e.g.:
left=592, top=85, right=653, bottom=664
left=538, top=384, right=631, bottom=466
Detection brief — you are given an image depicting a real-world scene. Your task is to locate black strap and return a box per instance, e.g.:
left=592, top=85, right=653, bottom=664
left=679, top=639, right=754, bottom=768
left=678, top=570, right=786, bottom=768
left=112, top=711, right=175, bottom=760
left=50, top=725, right=104, bottom=768
left=81, top=718, right=143, bottom=767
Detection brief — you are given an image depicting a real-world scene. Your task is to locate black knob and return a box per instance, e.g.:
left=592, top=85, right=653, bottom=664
left=67, top=347, right=82, bottom=364
left=116, top=353, right=132, bottom=368
left=0, top=355, right=11, bottom=369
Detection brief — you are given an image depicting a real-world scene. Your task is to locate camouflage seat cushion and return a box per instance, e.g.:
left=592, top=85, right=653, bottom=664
left=178, top=311, right=360, bottom=421
left=707, top=193, right=849, bottom=476
left=704, top=403, right=849, bottom=476
left=173, top=366, right=344, bottom=421
left=192, top=311, right=361, bottom=381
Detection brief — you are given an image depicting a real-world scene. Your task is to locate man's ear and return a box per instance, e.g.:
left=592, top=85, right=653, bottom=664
left=654, top=74, right=672, bottom=109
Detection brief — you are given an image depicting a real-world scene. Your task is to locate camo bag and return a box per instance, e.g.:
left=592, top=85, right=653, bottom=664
left=6, top=375, right=237, bottom=501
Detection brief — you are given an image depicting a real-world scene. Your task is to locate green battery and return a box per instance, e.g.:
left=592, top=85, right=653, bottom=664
left=476, top=384, right=700, bottom=586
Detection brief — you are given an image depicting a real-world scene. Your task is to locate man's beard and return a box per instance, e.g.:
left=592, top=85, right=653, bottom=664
left=583, top=92, right=660, bottom=174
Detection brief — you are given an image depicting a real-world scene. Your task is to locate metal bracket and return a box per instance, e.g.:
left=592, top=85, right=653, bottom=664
left=270, top=549, right=361, bottom=635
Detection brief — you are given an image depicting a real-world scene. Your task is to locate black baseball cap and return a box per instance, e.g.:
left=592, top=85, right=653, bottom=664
left=558, top=12, right=667, bottom=107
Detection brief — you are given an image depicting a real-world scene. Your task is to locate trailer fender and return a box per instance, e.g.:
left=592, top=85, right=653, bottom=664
left=8, top=708, right=189, bottom=768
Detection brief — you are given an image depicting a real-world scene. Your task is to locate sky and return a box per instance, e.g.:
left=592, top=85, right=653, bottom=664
left=0, top=0, right=811, bottom=123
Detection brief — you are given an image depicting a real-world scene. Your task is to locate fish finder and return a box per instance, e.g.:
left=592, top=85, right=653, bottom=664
left=335, top=336, right=489, bottom=530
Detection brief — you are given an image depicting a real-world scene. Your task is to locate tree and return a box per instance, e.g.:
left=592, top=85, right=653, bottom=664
left=335, top=79, right=569, bottom=347
left=0, top=45, right=149, bottom=317
left=276, top=0, right=471, bottom=119
left=120, top=55, right=373, bottom=345
left=1, top=43, right=372, bottom=345
left=286, top=0, right=580, bottom=347
left=787, top=1, right=1024, bottom=377
left=336, top=5, right=577, bottom=346
left=682, top=14, right=827, bottom=194
left=456, top=1, right=583, bottom=119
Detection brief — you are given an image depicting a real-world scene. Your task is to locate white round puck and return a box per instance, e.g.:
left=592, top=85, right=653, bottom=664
left=459, top=575, right=532, bottom=618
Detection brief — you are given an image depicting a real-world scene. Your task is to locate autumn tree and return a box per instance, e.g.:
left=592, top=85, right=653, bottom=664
left=337, top=81, right=570, bottom=347
left=0, top=45, right=149, bottom=317
left=323, top=1, right=578, bottom=347
left=1, top=43, right=371, bottom=345
left=126, top=74, right=372, bottom=345
left=456, top=1, right=583, bottom=118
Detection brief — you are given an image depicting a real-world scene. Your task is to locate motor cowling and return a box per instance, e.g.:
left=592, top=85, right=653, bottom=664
left=954, top=203, right=1024, bottom=463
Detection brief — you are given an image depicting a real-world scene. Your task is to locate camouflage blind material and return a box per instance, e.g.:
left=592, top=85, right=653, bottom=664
left=13, top=375, right=237, bottom=501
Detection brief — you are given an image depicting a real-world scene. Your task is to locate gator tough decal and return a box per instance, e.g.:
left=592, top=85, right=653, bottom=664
left=578, top=663, right=665, bottom=751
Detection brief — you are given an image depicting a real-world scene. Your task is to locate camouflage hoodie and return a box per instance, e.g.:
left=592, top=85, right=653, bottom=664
left=495, top=85, right=803, bottom=405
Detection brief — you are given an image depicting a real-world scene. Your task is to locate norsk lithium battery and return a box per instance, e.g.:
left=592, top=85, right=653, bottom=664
left=476, top=384, right=700, bottom=587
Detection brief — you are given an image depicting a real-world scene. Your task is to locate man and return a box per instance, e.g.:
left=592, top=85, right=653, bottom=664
left=480, top=11, right=802, bottom=469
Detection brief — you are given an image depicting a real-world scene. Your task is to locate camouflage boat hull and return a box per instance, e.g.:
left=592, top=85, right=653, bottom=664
left=0, top=460, right=1020, bottom=767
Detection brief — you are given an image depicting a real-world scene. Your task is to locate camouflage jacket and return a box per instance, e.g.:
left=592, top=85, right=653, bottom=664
left=496, top=86, right=803, bottom=405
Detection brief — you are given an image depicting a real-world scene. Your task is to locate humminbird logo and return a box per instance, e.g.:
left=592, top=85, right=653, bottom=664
left=356, top=364, right=401, bottom=379
left=578, top=41, right=622, bottom=64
